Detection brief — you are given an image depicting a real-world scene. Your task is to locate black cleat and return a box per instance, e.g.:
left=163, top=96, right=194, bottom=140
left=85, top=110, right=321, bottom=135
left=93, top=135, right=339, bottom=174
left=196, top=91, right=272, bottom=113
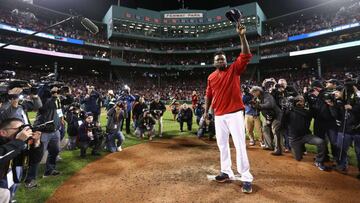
left=215, top=172, right=230, bottom=183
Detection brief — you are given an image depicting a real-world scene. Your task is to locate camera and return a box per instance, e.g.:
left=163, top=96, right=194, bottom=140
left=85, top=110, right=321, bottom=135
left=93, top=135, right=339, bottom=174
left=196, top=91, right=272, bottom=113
left=20, top=121, right=56, bottom=134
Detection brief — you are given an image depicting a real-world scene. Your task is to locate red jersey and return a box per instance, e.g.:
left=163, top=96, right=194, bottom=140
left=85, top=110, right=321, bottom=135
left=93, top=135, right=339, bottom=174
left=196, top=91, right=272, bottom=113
left=192, top=95, right=198, bottom=106
left=206, top=53, right=252, bottom=116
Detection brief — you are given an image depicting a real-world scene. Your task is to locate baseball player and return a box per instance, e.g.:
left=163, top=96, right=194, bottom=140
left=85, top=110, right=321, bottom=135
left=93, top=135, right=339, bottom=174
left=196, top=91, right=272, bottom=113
left=204, top=22, right=253, bottom=193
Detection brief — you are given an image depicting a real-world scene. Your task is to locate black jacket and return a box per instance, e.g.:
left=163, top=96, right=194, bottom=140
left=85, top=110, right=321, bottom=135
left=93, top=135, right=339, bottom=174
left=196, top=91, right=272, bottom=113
left=34, top=96, right=62, bottom=131
left=282, top=107, right=312, bottom=140
left=329, top=99, right=360, bottom=134
left=178, top=108, right=193, bottom=122
left=258, top=92, right=282, bottom=121
left=150, top=101, right=166, bottom=118
left=138, top=115, right=156, bottom=130
left=133, top=102, right=148, bottom=120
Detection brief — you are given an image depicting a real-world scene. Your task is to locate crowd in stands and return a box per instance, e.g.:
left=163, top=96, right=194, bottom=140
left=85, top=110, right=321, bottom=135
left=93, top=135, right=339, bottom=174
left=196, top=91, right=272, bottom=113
left=0, top=7, right=110, bottom=45
left=260, top=30, right=360, bottom=55
left=261, top=0, right=360, bottom=41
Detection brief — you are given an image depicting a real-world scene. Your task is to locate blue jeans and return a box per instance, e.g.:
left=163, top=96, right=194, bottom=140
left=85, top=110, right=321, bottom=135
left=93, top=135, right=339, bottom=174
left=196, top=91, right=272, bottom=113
left=107, top=131, right=124, bottom=152
left=41, top=130, right=60, bottom=175
left=336, top=133, right=360, bottom=170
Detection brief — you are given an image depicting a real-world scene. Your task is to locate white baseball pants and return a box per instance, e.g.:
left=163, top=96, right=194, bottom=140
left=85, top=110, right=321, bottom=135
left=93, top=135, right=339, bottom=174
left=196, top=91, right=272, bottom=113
left=215, top=110, right=253, bottom=182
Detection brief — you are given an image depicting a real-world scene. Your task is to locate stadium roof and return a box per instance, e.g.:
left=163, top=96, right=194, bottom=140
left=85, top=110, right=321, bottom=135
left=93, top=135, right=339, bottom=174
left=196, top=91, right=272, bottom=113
left=33, top=0, right=330, bottom=21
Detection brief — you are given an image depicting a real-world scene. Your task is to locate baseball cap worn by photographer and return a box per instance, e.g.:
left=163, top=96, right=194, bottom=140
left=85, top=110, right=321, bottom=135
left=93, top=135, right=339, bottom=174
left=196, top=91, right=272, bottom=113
left=84, top=112, right=93, bottom=118
left=310, top=80, right=324, bottom=89
left=326, top=79, right=341, bottom=86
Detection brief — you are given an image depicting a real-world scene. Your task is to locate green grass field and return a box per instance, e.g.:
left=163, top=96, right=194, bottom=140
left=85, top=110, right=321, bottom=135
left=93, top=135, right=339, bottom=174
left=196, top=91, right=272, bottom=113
left=15, top=109, right=358, bottom=202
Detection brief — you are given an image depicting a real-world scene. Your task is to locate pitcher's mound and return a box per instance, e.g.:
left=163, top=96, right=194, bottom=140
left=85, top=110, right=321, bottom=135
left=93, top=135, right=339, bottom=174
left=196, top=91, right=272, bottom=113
left=48, top=137, right=360, bottom=203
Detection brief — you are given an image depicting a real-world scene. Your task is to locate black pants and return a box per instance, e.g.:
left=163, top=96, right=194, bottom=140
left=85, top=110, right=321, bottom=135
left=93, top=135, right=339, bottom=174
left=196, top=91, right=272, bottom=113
left=79, top=139, right=100, bottom=157
left=126, top=111, right=131, bottom=134
left=290, top=134, right=326, bottom=163
left=180, top=120, right=192, bottom=131
left=314, top=121, right=338, bottom=160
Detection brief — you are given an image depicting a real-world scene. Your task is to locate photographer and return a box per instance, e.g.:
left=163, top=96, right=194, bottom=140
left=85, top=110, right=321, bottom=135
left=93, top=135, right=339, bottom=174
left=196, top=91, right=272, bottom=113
left=105, top=102, right=125, bottom=152
left=81, top=85, right=101, bottom=123
left=307, top=80, right=339, bottom=162
left=170, top=98, right=180, bottom=121
left=272, top=79, right=298, bottom=152
left=178, top=103, right=193, bottom=132
left=0, top=87, right=43, bottom=189
left=132, top=96, right=148, bottom=129
left=327, top=84, right=360, bottom=177
left=65, top=103, right=81, bottom=150
left=243, top=85, right=263, bottom=147
left=282, top=96, right=328, bottom=171
left=250, top=86, right=283, bottom=156
left=0, top=87, right=42, bottom=124
left=34, top=86, right=63, bottom=177
left=78, top=112, right=101, bottom=158
left=119, top=86, right=135, bottom=134
left=135, top=109, right=156, bottom=140
left=194, top=102, right=205, bottom=125
left=150, top=94, right=166, bottom=137
left=0, top=118, right=42, bottom=201
left=197, top=111, right=215, bottom=140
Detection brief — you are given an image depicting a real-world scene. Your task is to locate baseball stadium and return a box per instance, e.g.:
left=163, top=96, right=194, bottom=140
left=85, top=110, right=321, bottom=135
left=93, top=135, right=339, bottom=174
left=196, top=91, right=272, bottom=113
left=0, top=0, right=360, bottom=202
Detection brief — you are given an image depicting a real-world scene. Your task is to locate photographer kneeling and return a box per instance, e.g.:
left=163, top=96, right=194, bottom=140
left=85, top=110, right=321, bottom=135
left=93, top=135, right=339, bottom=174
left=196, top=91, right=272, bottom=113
left=282, top=96, right=328, bottom=171
left=178, top=103, right=193, bottom=132
left=135, top=109, right=156, bottom=140
left=78, top=112, right=101, bottom=158
left=0, top=118, right=42, bottom=202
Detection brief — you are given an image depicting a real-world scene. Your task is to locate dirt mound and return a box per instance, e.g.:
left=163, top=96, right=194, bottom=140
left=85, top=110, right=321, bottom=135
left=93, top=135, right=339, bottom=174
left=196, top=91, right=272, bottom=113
left=48, top=137, right=360, bottom=203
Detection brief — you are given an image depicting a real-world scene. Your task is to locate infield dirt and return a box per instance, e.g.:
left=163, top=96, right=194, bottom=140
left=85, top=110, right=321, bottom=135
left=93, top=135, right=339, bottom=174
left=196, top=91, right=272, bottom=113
left=48, top=136, right=360, bottom=203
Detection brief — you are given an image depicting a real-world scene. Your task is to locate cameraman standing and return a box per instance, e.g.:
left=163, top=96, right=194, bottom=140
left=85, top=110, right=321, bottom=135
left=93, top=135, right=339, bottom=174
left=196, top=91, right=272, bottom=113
left=308, top=80, right=339, bottom=162
left=81, top=85, right=101, bottom=123
left=272, top=79, right=298, bottom=152
left=34, top=86, right=62, bottom=177
left=150, top=95, right=166, bottom=137
left=250, top=86, right=283, bottom=156
left=328, top=84, right=360, bottom=178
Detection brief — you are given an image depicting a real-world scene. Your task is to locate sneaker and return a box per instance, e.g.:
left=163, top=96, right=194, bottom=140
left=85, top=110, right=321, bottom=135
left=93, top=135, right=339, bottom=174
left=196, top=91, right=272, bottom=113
left=335, top=166, right=348, bottom=174
left=149, top=136, right=153, bottom=141
left=24, top=180, right=38, bottom=188
left=117, top=146, right=123, bottom=152
left=284, top=148, right=290, bottom=153
left=249, top=140, right=255, bottom=146
left=260, top=142, right=265, bottom=148
left=215, top=172, right=230, bottom=183
left=314, top=162, right=329, bottom=171
left=303, top=151, right=308, bottom=155
left=242, top=182, right=253, bottom=194
left=159, top=133, right=163, bottom=138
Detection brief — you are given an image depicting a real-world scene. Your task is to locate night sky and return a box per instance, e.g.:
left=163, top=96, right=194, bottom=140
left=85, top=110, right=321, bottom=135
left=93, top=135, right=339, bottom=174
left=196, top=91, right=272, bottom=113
left=33, top=0, right=330, bottom=21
